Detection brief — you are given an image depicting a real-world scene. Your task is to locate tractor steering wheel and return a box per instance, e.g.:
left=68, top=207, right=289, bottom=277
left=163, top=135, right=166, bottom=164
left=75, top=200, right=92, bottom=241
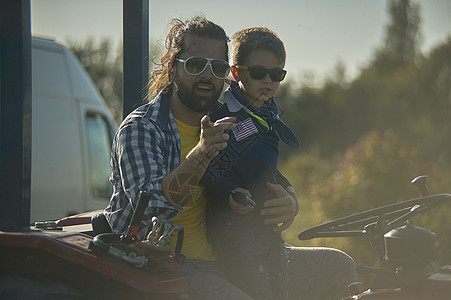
left=298, top=194, right=451, bottom=241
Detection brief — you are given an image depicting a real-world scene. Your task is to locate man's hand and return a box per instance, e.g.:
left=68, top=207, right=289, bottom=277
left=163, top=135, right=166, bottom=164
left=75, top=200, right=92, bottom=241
left=187, top=115, right=235, bottom=163
left=164, top=115, right=235, bottom=208
left=260, top=182, right=299, bottom=232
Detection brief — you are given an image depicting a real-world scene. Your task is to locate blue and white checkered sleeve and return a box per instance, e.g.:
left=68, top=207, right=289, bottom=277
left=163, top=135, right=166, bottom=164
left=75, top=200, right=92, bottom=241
left=116, top=121, right=180, bottom=222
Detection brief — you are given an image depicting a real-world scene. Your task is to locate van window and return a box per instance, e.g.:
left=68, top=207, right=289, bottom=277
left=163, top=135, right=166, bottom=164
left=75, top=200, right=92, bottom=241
left=86, top=113, right=112, bottom=198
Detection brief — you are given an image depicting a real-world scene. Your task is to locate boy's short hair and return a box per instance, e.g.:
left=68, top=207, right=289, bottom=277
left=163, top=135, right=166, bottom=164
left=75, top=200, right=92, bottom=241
left=231, top=27, right=286, bottom=66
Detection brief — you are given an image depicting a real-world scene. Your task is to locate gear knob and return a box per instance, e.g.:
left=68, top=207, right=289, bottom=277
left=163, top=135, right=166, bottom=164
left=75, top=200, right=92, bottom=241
left=411, top=175, right=430, bottom=196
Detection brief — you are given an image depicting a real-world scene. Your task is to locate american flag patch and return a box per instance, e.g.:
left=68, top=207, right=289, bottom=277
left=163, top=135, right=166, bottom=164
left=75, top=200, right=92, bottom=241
left=233, top=118, right=258, bottom=141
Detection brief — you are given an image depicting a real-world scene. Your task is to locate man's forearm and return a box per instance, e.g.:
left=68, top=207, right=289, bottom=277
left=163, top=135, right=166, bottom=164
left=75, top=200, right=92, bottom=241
left=162, top=115, right=236, bottom=208
left=162, top=147, right=211, bottom=208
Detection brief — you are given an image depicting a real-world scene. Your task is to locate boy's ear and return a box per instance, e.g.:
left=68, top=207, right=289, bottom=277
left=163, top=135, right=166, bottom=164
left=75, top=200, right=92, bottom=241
left=231, top=66, right=241, bottom=82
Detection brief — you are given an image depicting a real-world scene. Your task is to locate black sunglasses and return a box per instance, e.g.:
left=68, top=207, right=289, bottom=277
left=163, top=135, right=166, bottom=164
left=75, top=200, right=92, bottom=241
left=175, top=56, right=231, bottom=79
left=235, top=65, right=287, bottom=82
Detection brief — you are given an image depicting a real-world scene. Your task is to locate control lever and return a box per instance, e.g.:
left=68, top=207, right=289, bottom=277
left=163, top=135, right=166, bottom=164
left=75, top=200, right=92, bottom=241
left=411, top=175, right=430, bottom=196
left=121, top=191, right=151, bottom=243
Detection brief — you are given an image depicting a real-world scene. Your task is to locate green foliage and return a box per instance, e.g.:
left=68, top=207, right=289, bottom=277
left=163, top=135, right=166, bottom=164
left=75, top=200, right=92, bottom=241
left=66, top=38, right=123, bottom=124
left=280, top=0, right=451, bottom=283
left=67, top=38, right=165, bottom=124
left=283, top=127, right=451, bottom=276
left=373, top=0, right=423, bottom=73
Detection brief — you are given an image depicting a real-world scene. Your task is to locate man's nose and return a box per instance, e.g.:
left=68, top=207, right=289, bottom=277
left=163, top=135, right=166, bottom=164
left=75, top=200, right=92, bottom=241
left=200, top=63, right=214, bottom=78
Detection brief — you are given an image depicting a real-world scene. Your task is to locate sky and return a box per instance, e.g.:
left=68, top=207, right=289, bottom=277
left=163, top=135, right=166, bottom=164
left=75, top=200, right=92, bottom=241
left=31, top=0, right=450, bottom=84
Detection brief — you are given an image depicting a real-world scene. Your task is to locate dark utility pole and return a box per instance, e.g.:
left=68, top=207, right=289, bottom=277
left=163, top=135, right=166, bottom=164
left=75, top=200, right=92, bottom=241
left=0, top=0, right=32, bottom=230
left=122, top=0, right=150, bottom=119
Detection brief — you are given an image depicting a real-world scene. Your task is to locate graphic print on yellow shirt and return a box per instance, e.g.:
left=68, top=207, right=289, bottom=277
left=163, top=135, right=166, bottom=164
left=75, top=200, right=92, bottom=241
left=170, top=118, right=217, bottom=260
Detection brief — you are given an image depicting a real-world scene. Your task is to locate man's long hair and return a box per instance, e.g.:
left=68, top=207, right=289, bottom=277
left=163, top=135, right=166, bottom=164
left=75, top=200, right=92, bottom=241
left=146, top=16, right=229, bottom=101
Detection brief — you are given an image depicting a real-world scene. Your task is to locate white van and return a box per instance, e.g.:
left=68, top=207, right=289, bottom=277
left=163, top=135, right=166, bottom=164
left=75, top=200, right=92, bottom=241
left=31, top=37, right=117, bottom=222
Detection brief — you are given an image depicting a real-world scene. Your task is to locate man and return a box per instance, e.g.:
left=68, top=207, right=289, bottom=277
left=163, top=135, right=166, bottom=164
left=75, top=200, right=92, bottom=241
left=104, top=16, right=356, bottom=299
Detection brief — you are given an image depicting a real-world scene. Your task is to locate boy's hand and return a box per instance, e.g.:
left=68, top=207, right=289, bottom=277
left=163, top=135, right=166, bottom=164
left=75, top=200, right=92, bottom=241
left=229, top=188, right=255, bottom=215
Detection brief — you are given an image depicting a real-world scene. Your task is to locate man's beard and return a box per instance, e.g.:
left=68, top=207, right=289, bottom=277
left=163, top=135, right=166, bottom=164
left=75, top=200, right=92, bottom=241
left=174, top=77, right=222, bottom=113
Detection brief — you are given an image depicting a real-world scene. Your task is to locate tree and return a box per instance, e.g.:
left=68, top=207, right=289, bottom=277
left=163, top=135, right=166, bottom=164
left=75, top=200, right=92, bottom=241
left=67, top=38, right=164, bottom=124
left=280, top=1, right=451, bottom=278
left=66, top=38, right=123, bottom=124
left=283, top=128, right=451, bottom=271
left=372, top=0, right=423, bottom=73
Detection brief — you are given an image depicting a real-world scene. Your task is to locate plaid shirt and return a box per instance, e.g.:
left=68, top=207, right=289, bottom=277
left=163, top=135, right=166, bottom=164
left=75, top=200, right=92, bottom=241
left=104, top=94, right=182, bottom=239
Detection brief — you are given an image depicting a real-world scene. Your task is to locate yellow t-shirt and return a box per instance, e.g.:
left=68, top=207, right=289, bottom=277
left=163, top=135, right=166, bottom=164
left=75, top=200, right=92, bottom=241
left=170, top=118, right=217, bottom=260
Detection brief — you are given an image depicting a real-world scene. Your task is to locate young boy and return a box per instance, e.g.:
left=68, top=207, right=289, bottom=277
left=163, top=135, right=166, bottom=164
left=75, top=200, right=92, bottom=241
left=202, top=27, right=299, bottom=300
